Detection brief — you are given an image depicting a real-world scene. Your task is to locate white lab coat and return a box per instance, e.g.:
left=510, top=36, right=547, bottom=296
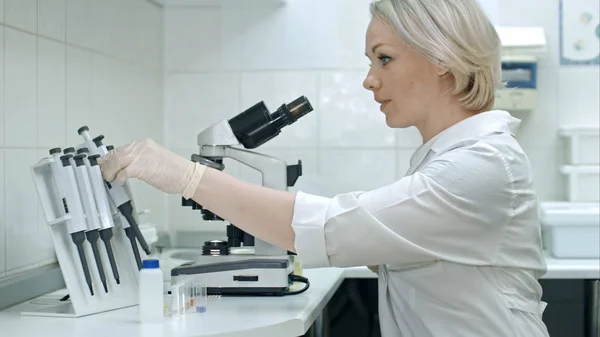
left=291, top=110, right=550, bottom=337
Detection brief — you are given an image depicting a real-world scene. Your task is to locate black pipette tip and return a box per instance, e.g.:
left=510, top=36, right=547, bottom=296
left=100, top=228, right=120, bottom=285
left=86, top=230, right=108, bottom=293
left=71, top=231, right=94, bottom=296
left=124, top=227, right=143, bottom=270
left=119, top=202, right=151, bottom=255
left=102, top=281, right=108, bottom=293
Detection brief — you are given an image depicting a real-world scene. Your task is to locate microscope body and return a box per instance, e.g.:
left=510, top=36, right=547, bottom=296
left=174, top=96, right=312, bottom=296
left=196, top=141, right=302, bottom=256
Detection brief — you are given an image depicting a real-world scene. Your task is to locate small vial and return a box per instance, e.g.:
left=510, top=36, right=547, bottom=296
left=171, top=283, right=184, bottom=317
left=194, top=282, right=207, bottom=313
left=139, top=259, right=164, bottom=322
left=163, top=294, right=171, bottom=316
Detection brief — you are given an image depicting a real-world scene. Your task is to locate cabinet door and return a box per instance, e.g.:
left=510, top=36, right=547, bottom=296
left=540, top=279, right=586, bottom=337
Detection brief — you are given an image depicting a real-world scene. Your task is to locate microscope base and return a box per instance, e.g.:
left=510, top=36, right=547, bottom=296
left=171, top=257, right=294, bottom=296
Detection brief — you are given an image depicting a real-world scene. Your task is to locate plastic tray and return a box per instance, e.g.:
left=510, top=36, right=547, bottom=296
left=560, top=165, right=600, bottom=202
left=540, top=202, right=600, bottom=259
left=559, top=126, right=600, bottom=165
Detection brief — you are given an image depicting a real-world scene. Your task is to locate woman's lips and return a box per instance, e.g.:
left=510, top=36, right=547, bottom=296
left=380, top=100, right=390, bottom=112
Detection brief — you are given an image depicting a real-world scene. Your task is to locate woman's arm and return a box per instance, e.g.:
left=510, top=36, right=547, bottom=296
left=190, top=166, right=298, bottom=252
left=99, top=138, right=513, bottom=269
left=97, top=138, right=300, bottom=252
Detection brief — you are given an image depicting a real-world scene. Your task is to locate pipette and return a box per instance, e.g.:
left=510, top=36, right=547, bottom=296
left=51, top=148, right=95, bottom=296
left=73, top=151, right=109, bottom=293
left=77, top=126, right=150, bottom=269
left=84, top=152, right=120, bottom=284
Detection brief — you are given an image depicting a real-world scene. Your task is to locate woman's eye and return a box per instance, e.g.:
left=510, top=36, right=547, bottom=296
left=378, top=55, right=391, bottom=65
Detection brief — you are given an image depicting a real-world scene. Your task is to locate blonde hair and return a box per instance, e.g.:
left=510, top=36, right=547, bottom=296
left=370, top=0, right=503, bottom=111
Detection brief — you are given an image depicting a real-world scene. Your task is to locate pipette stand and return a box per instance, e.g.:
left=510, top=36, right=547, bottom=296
left=25, top=156, right=144, bottom=318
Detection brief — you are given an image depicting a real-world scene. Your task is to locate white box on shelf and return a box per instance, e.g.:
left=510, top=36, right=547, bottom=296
left=559, top=126, right=600, bottom=165
left=540, top=202, right=600, bottom=259
left=560, top=165, right=600, bottom=202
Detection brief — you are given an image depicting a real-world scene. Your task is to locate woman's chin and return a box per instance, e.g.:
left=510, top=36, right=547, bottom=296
left=384, top=114, right=410, bottom=129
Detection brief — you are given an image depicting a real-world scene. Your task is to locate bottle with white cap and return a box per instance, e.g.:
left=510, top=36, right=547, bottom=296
left=139, top=259, right=164, bottom=322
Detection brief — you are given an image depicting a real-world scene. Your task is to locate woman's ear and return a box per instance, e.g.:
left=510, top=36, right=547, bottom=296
left=437, top=65, right=450, bottom=77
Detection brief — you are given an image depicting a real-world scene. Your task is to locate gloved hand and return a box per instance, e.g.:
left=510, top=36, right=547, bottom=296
left=97, top=138, right=206, bottom=199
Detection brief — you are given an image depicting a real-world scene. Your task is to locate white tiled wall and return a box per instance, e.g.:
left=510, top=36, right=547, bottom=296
left=164, top=0, right=599, bottom=234
left=163, top=0, right=419, bottom=233
left=496, top=0, right=600, bottom=200
left=0, top=0, right=164, bottom=280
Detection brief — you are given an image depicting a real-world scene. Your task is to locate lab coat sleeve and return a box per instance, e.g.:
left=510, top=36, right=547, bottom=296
left=291, top=144, right=514, bottom=269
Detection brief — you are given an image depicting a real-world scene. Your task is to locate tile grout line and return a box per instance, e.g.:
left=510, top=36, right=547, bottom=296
left=146, top=0, right=164, bottom=9
left=161, top=2, right=170, bottom=232
left=167, top=68, right=370, bottom=75
left=36, top=18, right=39, bottom=154
left=0, top=22, right=161, bottom=73
left=2, top=22, right=4, bottom=275
left=64, top=0, right=68, bottom=148
left=315, top=71, right=322, bottom=174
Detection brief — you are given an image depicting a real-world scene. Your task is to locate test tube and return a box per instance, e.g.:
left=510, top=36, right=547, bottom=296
left=171, top=283, right=184, bottom=317
left=193, top=282, right=207, bottom=313
left=163, top=294, right=171, bottom=316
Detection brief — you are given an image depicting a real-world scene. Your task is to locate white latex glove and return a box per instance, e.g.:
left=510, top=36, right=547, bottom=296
left=97, top=138, right=206, bottom=199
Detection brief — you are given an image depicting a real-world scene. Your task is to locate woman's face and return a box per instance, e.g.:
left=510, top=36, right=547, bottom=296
left=363, top=18, right=448, bottom=129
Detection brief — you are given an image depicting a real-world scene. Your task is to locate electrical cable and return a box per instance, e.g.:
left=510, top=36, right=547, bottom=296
left=284, top=275, right=310, bottom=295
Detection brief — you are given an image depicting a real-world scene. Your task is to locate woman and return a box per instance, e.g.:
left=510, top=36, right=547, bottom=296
left=99, top=0, right=550, bottom=336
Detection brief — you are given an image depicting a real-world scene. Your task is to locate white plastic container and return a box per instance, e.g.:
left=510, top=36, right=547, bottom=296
left=560, top=165, right=600, bottom=202
left=559, top=126, right=600, bottom=165
left=540, top=202, right=600, bottom=259
left=139, top=259, right=164, bottom=322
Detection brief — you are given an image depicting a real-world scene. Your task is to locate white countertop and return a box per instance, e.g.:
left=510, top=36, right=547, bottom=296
left=342, top=257, right=600, bottom=279
left=543, top=256, right=600, bottom=279
left=1, top=258, right=598, bottom=337
left=0, top=267, right=346, bottom=337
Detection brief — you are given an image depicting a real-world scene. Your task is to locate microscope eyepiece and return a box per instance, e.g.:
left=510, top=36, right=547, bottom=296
left=287, top=96, right=312, bottom=119
left=227, top=96, right=314, bottom=149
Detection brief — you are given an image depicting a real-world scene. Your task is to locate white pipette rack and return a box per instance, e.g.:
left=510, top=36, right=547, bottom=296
left=27, top=153, right=145, bottom=318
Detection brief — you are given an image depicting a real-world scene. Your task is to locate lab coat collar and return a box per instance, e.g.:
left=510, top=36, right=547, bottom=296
left=430, top=110, right=521, bottom=152
left=408, top=110, right=521, bottom=173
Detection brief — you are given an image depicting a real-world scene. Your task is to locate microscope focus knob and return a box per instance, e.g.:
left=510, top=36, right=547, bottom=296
left=181, top=197, right=195, bottom=207
left=202, top=240, right=229, bottom=256
left=286, top=160, right=303, bottom=187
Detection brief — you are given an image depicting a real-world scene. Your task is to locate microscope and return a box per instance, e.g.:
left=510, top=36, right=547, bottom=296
left=171, top=96, right=313, bottom=296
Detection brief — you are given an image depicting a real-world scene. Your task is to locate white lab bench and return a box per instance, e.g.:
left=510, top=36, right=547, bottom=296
left=1, top=258, right=598, bottom=337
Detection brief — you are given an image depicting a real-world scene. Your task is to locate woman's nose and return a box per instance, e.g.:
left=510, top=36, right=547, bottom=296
left=363, top=73, right=380, bottom=91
